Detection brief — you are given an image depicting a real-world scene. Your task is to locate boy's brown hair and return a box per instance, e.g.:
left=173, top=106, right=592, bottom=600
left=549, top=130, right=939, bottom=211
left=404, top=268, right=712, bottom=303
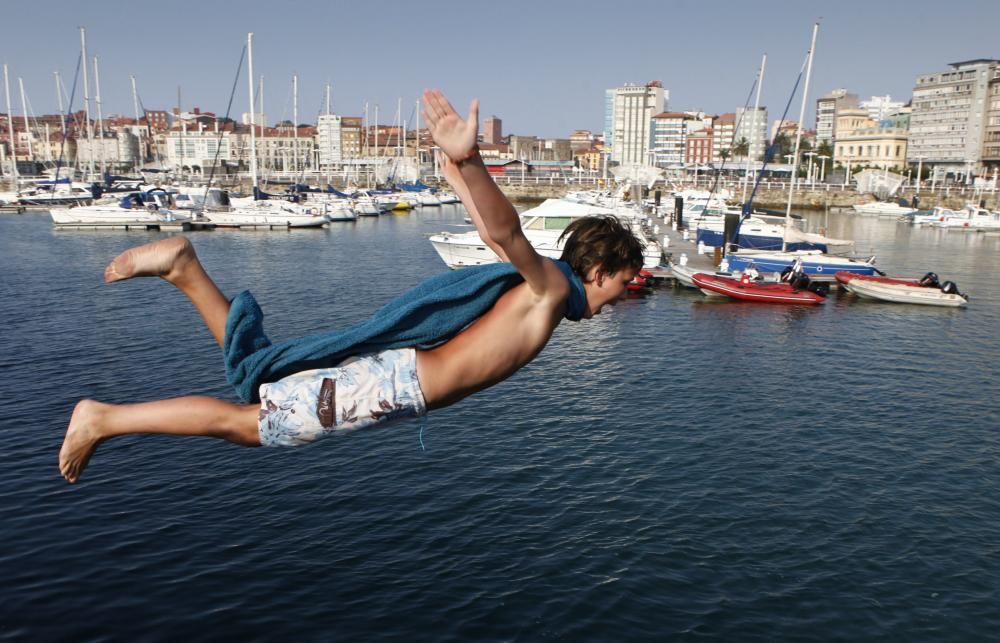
left=558, top=215, right=646, bottom=280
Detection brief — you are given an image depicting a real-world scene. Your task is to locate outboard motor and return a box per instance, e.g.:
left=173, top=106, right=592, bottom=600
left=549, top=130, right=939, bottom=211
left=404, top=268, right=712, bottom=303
left=808, top=282, right=830, bottom=297
left=919, top=272, right=940, bottom=288
left=780, top=266, right=795, bottom=282
left=790, top=272, right=811, bottom=291
left=940, top=281, right=963, bottom=296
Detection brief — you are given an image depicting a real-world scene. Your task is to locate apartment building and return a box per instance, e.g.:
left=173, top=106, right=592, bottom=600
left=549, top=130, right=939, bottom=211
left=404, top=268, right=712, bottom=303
left=605, top=81, right=667, bottom=165
left=815, top=89, right=859, bottom=146
left=907, top=59, right=1000, bottom=174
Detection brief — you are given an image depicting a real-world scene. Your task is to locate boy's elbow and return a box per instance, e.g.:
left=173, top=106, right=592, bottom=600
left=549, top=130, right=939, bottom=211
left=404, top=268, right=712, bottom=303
left=487, top=225, right=519, bottom=250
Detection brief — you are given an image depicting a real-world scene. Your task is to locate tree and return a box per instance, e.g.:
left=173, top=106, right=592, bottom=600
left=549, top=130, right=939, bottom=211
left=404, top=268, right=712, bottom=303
left=816, top=141, right=833, bottom=163
left=732, top=137, right=750, bottom=158
left=772, top=133, right=793, bottom=160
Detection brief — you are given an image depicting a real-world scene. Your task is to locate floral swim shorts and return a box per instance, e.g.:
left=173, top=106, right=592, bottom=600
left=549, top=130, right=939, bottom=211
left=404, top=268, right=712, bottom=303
left=256, top=348, right=427, bottom=447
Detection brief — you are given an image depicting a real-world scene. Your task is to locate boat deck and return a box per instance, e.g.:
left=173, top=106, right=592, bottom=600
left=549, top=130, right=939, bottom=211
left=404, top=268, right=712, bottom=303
left=53, top=221, right=216, bottom=231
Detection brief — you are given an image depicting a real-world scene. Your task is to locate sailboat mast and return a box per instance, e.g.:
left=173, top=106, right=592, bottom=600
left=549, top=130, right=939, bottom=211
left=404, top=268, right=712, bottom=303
left=292, top=74, right=298, bottom=174
left=415, top=99, right=420, bottom=170
left=55, top=72, right=67, bottom=141
left=18, top=78, right=33, bottom=162
left=247, top=32, right=258, bottom=191
left=3, top=65, right=19, bottom=183
left=783, top=22, right=819, bottom=251
left=80, top=27, right=94, bottom=179
left=93, top=56, right=106, bottom=176
left=130, top=75, right=142, bottom=166
left=742, top=54, right=766, bottom=203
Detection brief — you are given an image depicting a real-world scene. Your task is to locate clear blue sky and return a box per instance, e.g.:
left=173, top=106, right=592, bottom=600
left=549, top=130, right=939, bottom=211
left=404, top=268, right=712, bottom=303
left=2, top=0, right=997, bottom=137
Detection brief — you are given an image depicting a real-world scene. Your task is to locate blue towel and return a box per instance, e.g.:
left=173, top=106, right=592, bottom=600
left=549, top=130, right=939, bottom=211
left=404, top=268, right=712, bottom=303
left=224, top=261, right=586, bottom=402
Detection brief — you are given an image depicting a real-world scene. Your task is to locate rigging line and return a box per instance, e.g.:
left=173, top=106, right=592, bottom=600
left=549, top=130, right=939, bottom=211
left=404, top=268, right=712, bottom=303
left=742, top=52, right=809, bottom=218
left=203, top=44, right=247, bottom=207
left=708, top=71, right=760, bottom=199
left=53, top=53, right=82, bottom=186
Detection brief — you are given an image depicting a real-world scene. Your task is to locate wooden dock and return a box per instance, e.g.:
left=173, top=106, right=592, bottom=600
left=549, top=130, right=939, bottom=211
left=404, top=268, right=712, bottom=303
left=641, top=208, right=720, bottom=284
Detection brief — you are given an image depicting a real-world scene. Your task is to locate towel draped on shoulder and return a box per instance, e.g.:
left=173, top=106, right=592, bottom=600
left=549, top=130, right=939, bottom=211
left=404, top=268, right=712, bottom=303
left=223, top=261, right=586, bottom=402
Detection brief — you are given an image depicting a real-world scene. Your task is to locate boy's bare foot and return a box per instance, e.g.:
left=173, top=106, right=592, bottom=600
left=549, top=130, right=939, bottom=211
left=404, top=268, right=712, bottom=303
left=59, top=400, right=105, bottom=484
left=104, top=236, right=196, bottom=284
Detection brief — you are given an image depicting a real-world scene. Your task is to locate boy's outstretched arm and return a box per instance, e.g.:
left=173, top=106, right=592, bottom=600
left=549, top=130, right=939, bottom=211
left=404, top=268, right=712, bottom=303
left=423, top=89, right=565, bottom=298
left=440, top=153, right=509, bottom=262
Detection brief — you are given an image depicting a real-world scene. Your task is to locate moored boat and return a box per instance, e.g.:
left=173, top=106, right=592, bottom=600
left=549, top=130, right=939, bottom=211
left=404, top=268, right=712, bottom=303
left=846, top=278, right=969, bottom=307
left=691, top=272, right=825, bottom=304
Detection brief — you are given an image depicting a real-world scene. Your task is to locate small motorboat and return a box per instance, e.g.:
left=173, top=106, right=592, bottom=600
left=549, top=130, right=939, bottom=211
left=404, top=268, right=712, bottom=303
left=691, top=268, right=825, bottom=305
left=627, top=269, right=654, bottom=292
left=835, top=271, right=922, bottom=288
left=842, top=273, right=968, bottom=307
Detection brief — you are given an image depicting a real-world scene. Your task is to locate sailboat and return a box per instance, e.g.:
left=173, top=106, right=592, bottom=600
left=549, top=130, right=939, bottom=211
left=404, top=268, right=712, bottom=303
left=201, top=33, right=325, bottom=229
left=720, top=23, right=878, bottom=282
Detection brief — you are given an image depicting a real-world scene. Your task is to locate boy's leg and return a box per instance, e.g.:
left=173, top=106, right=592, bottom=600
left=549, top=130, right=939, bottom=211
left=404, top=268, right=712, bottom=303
left=59, top=396, right=261, bottom=483
left=105, top=236, right=230, bottom=347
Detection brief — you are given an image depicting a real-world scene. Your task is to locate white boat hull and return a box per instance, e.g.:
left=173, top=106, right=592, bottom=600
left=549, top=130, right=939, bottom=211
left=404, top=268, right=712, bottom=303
left=848, top=280, right=968, bottom=307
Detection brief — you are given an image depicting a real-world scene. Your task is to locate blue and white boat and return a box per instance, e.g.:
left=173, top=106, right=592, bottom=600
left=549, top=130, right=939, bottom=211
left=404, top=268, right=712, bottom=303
left=721, top=249, right=878, bottom=280
left=695, top=214, right=845, bottom=252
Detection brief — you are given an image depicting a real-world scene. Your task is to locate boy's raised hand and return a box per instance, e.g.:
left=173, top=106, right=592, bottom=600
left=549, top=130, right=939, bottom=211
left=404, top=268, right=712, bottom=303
left=422, top=89, right=479, bottom=163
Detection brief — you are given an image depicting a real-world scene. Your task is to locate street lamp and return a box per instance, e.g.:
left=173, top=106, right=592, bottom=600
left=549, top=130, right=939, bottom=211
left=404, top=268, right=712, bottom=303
left=804, top=151, right=816, bottom=187
left=784, top=154, right=795, bottom=186
left=817, top=154, right=829, bottom=183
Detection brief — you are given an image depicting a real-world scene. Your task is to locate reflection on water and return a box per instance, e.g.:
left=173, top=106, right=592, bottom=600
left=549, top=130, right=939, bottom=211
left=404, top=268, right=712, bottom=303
left=0, top=207, right=998, bottom=640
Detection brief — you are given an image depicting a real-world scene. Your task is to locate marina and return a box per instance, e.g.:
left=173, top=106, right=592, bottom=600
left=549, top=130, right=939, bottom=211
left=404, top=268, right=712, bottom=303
left=1, top=203, right=998, bottom=640
left=3, top=4, right=1000, bottom=639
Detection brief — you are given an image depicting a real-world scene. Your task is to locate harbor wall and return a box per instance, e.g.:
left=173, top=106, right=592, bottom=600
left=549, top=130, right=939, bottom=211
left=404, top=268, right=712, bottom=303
left=487, top=183, right=999, bottom=211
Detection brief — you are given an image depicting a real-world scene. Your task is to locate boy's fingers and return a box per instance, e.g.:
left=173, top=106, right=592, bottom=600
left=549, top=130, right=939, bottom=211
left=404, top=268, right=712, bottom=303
left=469, top=98, right=479, bottom=124
left=425, top=90, right=447, bottom=121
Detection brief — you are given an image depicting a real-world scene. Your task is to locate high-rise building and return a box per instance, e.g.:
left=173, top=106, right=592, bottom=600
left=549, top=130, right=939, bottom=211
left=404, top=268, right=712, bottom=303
left=860, top=95, right=906, bottom=122
left=340, top=117, right=362, bottom=159
left=907, top=59, right=1000, bottom=174
left=316, top=114, right=343, bottom=167
left=815, top=89, right=859, bottom=146
left=735, top=106, right=768, bottom=161
left=711, top=113, right=736, bottom=164
left=983, top=72, right=1000, bottom=170
left=604, top=81, right=667, bottom=165
left=651, top=112, right=695, bottom=167
left=483, top=116, right=502, bottom=144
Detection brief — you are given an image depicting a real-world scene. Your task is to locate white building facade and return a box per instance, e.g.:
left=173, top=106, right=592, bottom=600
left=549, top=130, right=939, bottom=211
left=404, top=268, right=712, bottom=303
left=605, top=82, right=667, bottom=165
left=907, top=59, right=1000, bottom=174
left=316, top=114, right=343, bottom=168
left=166, top=129, right=231, bottom=170
left=735, top=106, right=768, bottom=161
